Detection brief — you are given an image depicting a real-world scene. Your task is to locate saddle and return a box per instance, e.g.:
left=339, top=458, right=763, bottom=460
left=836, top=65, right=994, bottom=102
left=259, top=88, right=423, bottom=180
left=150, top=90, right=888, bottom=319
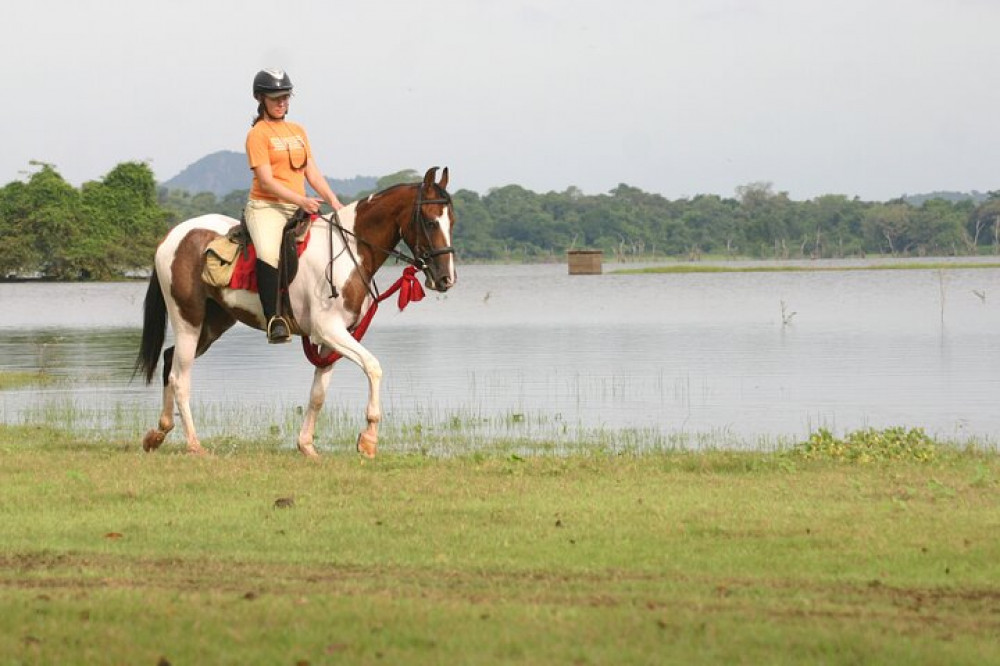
left=202, top=210, right=313, bottom=325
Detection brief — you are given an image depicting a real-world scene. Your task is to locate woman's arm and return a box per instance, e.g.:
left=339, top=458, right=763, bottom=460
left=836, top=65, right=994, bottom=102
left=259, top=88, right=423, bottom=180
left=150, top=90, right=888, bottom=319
left=252, top=162, right=322, bottom=213
left=305, top=160, right=344, bottom=211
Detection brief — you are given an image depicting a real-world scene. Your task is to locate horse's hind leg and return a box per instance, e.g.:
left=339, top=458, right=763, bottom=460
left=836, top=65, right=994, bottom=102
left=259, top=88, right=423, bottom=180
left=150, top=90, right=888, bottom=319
left=144, top=300, right=234, bottom=455
left=143, top=347, right=176, bottom=452
left=169, top=324, right=207, bottom=455
left=144, top=333, right=204, bottom=455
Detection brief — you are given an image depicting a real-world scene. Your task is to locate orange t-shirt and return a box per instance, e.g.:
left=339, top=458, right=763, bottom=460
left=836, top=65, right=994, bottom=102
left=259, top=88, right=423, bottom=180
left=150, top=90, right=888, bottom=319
left=246, top=120, right=314, bottom=202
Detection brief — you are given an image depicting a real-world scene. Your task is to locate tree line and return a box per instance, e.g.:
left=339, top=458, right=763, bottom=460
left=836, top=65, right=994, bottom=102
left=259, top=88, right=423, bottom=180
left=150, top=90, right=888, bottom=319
left=449, top=181, right=1000, bottom=262
left=0, top=162, right=167, bottom=280
left=3, top=162, right=999, bottom=279
left=161, top=172, right=1000, bottom=262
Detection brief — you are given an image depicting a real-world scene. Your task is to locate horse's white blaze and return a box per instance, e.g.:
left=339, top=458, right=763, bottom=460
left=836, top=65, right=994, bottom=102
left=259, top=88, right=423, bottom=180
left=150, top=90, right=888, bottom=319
left=436, top=208, right=452, bottom=246
left=435, top=207, right=456, bottom=281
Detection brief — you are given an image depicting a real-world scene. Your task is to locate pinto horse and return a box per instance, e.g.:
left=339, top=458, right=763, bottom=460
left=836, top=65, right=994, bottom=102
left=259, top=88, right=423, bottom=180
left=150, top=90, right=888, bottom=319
left=134, top=167, right=456, bottom=457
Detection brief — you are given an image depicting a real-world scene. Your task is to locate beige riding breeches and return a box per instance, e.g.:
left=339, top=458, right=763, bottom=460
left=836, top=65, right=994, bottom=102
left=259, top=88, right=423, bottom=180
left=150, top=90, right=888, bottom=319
left=244, top=200, right=299, bottom=268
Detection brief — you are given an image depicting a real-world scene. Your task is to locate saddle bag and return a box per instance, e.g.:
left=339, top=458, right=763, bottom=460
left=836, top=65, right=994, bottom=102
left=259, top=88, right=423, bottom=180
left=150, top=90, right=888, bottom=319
left=202, top=225, right=248, bottom=287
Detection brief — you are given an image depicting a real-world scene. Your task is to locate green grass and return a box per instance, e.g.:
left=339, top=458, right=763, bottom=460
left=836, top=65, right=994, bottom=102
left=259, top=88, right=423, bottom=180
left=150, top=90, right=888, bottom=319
left=1, top=424, right=998, bottom=664
left=3, top=397, right=799, bottom=455
left=613, top=261, right=1000, bottom=275
left=0, top=370, right=56, bottom=390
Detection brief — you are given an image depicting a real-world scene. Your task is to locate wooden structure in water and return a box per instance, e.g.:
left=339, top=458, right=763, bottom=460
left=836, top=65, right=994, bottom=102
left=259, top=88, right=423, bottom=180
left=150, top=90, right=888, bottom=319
left=567, top=249, right=603, bottom=275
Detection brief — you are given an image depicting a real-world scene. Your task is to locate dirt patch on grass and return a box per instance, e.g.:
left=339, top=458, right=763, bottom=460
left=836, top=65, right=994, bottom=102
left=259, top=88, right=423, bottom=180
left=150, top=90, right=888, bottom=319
left=3, top=550, right=998, bottom=638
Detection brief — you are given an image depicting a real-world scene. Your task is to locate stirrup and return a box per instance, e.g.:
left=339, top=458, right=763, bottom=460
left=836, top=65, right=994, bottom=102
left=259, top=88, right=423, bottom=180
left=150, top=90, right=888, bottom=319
left=267, top=316, right=291, bottom=344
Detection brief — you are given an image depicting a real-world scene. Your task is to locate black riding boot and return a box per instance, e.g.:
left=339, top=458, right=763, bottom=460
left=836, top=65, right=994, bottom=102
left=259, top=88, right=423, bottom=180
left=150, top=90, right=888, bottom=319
left=256, top=260, right=290, bottom=344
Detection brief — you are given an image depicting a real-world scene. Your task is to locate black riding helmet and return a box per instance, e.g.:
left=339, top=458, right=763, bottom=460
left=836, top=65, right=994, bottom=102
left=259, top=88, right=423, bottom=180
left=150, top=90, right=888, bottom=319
left=253, top=69, right=293, bottom=98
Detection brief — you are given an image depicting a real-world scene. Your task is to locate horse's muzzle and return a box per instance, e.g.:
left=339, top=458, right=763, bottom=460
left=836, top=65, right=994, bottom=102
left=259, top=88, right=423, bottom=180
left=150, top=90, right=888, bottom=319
left=426, top=273, right=456, bottom=292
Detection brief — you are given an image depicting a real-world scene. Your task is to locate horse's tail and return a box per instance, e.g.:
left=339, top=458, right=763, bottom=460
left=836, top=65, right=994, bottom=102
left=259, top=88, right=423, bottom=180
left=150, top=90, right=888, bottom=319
left=133, top=268, right=167, bottom=385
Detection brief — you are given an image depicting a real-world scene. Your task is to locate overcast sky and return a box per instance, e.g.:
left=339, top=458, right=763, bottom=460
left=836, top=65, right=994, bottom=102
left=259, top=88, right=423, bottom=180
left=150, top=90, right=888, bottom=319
left=5, top=0, right=998, bottom=201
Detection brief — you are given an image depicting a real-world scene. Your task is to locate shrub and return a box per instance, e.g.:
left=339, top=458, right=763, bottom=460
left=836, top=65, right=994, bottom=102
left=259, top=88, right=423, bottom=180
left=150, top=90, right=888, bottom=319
left=792, top=426, right=936, bottom=463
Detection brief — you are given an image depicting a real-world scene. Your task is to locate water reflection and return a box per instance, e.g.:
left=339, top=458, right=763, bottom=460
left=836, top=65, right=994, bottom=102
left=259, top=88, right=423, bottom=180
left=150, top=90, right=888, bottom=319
left=2, top=261, right=1000, bottom=448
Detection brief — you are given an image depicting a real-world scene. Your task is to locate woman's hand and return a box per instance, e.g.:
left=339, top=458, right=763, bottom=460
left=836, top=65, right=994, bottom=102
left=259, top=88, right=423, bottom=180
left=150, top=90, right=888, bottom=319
left=300, top=196, right=323, bottom=214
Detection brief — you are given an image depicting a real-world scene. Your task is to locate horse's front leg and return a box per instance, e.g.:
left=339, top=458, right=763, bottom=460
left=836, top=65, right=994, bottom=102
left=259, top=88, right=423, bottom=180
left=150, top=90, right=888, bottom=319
left=297, top=363, right=334, bottom=458
left=310, top=329, right=383, bottom=459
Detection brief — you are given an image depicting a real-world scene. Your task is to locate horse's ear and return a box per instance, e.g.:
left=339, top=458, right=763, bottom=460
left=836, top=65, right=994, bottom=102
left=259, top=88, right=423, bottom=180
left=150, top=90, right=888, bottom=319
left=439, top=167, right=449, bottom=190
left=422, top=167, right=439, bottom=189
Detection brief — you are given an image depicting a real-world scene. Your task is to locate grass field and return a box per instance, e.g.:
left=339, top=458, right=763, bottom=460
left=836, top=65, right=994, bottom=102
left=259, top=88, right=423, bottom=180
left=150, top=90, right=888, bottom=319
left=1, top=424, right=999, bottom=665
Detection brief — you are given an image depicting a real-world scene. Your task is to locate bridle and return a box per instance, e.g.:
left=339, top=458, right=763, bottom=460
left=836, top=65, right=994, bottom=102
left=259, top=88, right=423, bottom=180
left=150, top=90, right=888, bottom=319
left=320, top=182, right=455, bottom=299
left=410, top=183, right=455, bottom=271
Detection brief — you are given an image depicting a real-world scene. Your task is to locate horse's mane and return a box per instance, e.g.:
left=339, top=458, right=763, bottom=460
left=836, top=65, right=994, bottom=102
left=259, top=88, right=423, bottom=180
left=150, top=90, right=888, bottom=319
left=312, top=182, right=416, bottom=232
left=365, top=181, right=417, bottom=203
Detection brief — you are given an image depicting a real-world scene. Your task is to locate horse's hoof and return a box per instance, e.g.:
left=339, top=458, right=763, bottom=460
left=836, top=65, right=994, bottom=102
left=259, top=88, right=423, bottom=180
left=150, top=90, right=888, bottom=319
left=298, top=443, right=320, bottom=459
left=356, top=432, right=377, bottom=459
left=186, top=444, right=208, bottom=456
left=143, top=430, right=165, bottom=452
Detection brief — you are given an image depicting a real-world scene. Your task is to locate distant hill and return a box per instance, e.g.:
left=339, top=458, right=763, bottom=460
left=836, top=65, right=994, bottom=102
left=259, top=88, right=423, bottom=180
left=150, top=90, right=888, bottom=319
left=160, top=150, right=378, bottom=198
left=902, top=190, right=992, bottom=206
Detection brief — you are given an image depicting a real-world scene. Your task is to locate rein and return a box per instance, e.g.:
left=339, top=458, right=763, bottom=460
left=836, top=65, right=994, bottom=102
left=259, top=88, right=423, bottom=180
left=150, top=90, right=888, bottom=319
left=317, top=210, right=407, bottom=305
left=322, top=212, right=421, bottom=273
left=301, top=265, right=425, bottom=368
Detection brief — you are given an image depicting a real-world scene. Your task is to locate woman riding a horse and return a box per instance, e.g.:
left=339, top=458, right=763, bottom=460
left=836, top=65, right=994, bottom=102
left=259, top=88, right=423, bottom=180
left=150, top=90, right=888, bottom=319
left=245, top=68, right=344, bottom=343
left=135, top=165, right=456, bottom=458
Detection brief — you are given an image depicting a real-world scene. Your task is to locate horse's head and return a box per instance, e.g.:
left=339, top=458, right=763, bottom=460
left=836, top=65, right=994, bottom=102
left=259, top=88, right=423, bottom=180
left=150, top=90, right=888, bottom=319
left=402, top=167, right=457, bottom=292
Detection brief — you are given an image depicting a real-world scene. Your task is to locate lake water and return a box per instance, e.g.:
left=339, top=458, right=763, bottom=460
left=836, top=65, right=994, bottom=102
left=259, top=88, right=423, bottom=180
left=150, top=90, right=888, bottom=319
left=2, top=260, right=1000, bottom=451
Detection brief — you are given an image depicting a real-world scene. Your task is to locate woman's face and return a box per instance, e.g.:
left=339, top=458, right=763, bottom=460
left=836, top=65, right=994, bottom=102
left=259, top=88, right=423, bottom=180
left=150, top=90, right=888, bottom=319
left=264, top=94, right=291, bottom=119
